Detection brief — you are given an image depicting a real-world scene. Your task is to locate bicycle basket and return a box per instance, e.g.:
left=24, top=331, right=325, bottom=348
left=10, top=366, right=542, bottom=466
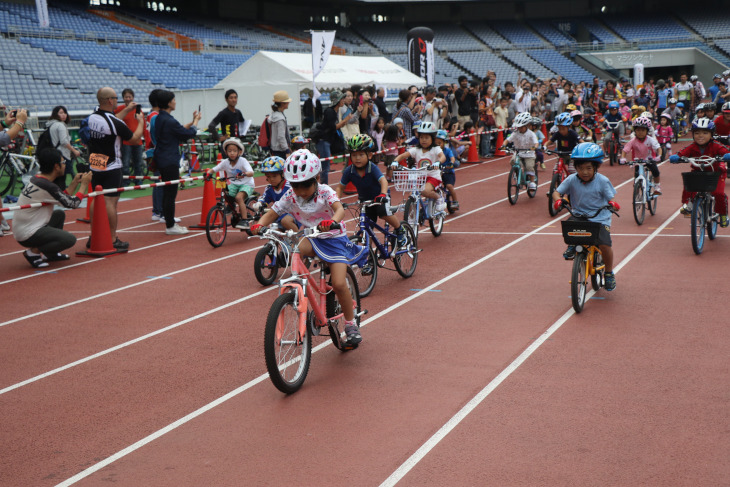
left=392, top=169, right=427, bottom=192
left=681, top=171, right=720, bottom=193
left=561, top=220, right=603, bottom=246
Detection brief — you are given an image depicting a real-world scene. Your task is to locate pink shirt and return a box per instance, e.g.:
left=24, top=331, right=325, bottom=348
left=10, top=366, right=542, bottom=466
left=623, top=135, right=660, bottom=160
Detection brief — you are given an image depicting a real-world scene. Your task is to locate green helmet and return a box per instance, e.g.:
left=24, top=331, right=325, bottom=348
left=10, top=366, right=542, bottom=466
left=346, top=133, right=374, bottom=152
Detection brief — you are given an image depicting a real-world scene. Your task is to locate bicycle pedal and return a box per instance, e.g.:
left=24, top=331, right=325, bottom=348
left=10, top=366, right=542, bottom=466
left=356, top=309, right=368, bottom=318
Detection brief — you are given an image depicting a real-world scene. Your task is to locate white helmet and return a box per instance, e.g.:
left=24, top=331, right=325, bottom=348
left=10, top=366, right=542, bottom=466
left=641, top=111, right=653, bottom=119
left=632, top=116, right=652, bottom=130
left=222, top=137, right=244, bottom=152
left=418, top=121, right=437, bottom=134
left=724, top=70, right=730, bottom=76
left=668, top=97, right=677, bottom=104
left=513, top=112, right=532, bottom=128
left=690, top=75, right=698, bottom=82
left=284, top=149, right=321, bottom=182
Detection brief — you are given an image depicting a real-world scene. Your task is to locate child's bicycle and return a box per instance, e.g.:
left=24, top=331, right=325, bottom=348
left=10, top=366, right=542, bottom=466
left=673, top=155, right=725, bottom=255
left=546, top=149, right=572, bottom=216
left=558, top=203, right=620, bottom=313
left=504, top=147, right=538, bottom=204
left=343, top=200, right=419, bottom=298
left=629, top=159, right=660, bottom=225
left=393, top=166, right=447, bottom=238
left=204, top=176, right=260, bottom=248
left=604, top=120, right=623, bottom=166
left=253, top=224, right=366, bottom=394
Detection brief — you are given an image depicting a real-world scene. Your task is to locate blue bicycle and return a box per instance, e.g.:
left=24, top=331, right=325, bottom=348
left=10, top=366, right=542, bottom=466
left=344, top=200, right=419, bottom=297
left=505, top=147, right=538, bottom=204
left=393, top=166, right=446, bottom=238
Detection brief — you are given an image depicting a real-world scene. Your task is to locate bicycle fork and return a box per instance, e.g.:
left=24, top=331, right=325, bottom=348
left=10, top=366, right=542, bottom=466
left=277, top=280, right=310, bottom=345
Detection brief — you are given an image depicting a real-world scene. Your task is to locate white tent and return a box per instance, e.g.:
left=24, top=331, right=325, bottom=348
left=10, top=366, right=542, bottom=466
left=174, top=51, right=426, bottom=135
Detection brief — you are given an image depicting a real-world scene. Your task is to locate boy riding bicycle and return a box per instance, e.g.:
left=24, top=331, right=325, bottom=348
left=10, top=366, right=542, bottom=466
left=435, top=129, right=460, bottom=209
left=501, top=112, right=538, bottom=189
left=549, top=112, right=580, bottom=173
left=552, top=142, right=620, bottom=291
left=602, top=101, right=626, bottom=156
left=336, top=134, right=408, bottom=247
left=204, top=137, right=255, bottom=229
left=251, top=149, right=368, bottom=345
left=252, top=156, right=300, bottom=231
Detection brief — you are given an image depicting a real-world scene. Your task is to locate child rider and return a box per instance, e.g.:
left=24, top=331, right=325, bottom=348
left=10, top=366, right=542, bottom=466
left=337, top=134, right=408, bottom=246
left=501, top=112, right=539, bottom=190
left=552, top=142, right=620, bottom=291
left=393, top=121, right=447, bottom=211
left=620, top=116, right=662, bottom=194
left=252, top=156, right=300, bottom=231
left=204, top=137, right=255, bottom=229
left=602, top=100, right=626, bottom=155
left=670, top=118, right=730, bottom=227
left=251, top=149, right=368, bottom=345
left=549, top=112, right=580, bottom=173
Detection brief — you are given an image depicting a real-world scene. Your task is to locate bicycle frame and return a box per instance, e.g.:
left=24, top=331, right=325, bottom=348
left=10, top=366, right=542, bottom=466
left=353, top=203, right=397, bottom=259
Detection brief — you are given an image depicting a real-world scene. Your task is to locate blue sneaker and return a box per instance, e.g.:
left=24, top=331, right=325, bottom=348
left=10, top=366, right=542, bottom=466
left=604, top=272, right=616, bottom=291
left=563, top=245, right=576, bottom=260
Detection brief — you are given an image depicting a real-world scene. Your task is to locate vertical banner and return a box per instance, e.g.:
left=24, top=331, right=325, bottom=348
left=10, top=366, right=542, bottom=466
left=633, top=63, right=644, bottom=88
left=407, top=27, right=434, bottom=86
left=35, top=0, right=49, bottom=28
left=311, top=30, right=336, bottom=103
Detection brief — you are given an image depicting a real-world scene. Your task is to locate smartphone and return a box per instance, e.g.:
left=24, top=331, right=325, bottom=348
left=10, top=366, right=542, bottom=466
left=10, top=110, right=17, bottom=117
left=135, top=105, right=142, bottom=114
left=198, top=105, right=201, bottom=113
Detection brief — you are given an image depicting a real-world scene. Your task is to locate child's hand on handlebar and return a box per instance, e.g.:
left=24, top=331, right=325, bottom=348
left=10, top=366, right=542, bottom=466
left=317, top=219, right=336, bottom=231
left=553, top=199, right=566, bottom=211
left=250, top=223, right=263, bottom=235
left=374, top=193, right=388, bottom=203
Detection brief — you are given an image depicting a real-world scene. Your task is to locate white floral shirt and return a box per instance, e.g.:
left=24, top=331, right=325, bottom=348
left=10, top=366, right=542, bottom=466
left=271, top=184, right=345, bottom=238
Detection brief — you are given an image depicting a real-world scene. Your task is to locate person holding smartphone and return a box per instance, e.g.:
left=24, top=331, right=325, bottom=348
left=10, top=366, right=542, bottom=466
left=114, top=88, right=145, bottom=185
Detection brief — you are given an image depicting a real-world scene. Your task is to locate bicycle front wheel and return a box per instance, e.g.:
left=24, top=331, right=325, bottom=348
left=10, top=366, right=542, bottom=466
left=403, top=197, right=419, bottom=238
left=445, top=190, right=456, bottom=214
left=254, top=243, right=280, bottom=286
left=647, top=173, right=658, bottom=215
left=690, top=197, right=706, bottom=255
left=548, top=173, right=561, bottom=216
left=632, top=180, right=646, bottom=225
left=428, top=199, right=444, bottom=237
left=507, top=166, right=519, bottom=205
left=591, top=251, right=604, bottom=291
left=205, top=205, right=227, bottom=247
left=707, top=200, right=718, bottom=241
left=571, top=252, right=588, bottom=313
left=0, top=159, right=17, bottom=197
left=393, top=222, right=418, bottom=278
left=527, top=172, right=537, bottom=198
left=264, top=291, right=312, bottom=394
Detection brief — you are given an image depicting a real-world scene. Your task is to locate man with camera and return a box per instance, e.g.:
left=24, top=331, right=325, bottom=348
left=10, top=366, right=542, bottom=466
left=455, top=76, right=478, bottom=127
left=422, top=86, right=448, bottom=129
left=114, top=88, right=145, bottom=185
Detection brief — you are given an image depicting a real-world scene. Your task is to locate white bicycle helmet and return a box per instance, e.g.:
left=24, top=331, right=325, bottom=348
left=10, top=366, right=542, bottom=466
left=668, top=97, right=677, bottom=104
left=222, top=137, right=244, bottom=152
left=641, top=111, right=653, bottom=119
left=723, top=102, right=730, bottom=113
left=690, top=75, right=698, bottom=82
left=284, top=149, right=321, bottom=182
left=418, top=121, right=437, bottom=134
left=632, top=116, right=652, bottom=130
left=724, top=69, right=730, bottom=76
left=513, top=112, right=532, bottom=128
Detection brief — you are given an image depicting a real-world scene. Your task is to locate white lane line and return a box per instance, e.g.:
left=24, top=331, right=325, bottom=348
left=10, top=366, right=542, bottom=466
left=379, top=210, right=679, bottom=487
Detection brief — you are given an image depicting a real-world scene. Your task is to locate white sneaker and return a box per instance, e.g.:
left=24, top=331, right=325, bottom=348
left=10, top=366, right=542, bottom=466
left=159, top=216, right=181, bottom=223
left=435, top=197, right=447, bottom=212
left=0, top=220, right=9, bottom=231
left=165, top=224, right=189, bottom=235
left=528, top=181, right=537, bottom=190
left=151, top=214, right=162, bottom=221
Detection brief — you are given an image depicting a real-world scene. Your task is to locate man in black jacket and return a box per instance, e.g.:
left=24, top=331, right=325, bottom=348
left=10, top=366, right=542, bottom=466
left=207, top=89, right=245, bottom=142
left=374, top=86, right=390, bottom=123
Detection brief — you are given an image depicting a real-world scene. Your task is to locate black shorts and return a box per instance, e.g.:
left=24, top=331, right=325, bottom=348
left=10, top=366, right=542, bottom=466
left=442, top=172, right=456, bottom=186
left=91, top=168, right=122, bottom=197
left=365, top=202, right=394, bottom=223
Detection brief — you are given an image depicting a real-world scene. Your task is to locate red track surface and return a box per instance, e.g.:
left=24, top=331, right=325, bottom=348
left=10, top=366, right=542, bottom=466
left=1, top=144, right=729, bottom=486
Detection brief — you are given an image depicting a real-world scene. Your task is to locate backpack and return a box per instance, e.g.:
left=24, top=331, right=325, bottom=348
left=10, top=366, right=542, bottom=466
left=35, top=122, right=61, bottom=154
left=258, top=115, right=271, bottom=149
left=78, top=115, right=91, bottom=146
left=308, top=122, right=324, bottom=142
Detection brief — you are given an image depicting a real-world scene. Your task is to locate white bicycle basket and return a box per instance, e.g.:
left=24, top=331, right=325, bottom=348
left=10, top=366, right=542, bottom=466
left=392, top=169, right=428, bottom=192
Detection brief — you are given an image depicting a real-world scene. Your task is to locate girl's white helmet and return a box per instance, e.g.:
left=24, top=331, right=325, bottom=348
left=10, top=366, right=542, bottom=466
left=284, top=149, right=321, bottom=182
left=632, top=116, right=652, bottom=130
left=222, top=137, right=244, bottom=152
left=513, top=112, right=533, bottom=128
left=641, top=111, right=653, bottom=119
left=418, top=121, right=437, bottom=134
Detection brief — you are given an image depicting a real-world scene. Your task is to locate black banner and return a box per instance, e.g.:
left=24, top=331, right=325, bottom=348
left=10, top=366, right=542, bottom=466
left=407, top=27, right=434, bottom=85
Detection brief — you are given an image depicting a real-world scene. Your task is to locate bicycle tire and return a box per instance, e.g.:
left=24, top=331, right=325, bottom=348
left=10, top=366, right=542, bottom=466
left=608, top=140, right=616, bottom=166
left=393, top=222, right=418, bottom=278
left=403, top=197, right=419, bottom=238
left=507, top=166, right=519, bottom=205
left=254, top=242, right=280, bottom=286
left=591, top=251, right=603, bottom=291
left=327, top=266, right=361, bottom=351
left=349, top=236, right=377, bottom=298
left=708, top=199, right=718, bottom=241
left=547, top=173, right=561, bottom=216
left=428, top=198, right=444, bottom=236
left=571, top=252, right=588, bottom=313
left=633, top=180, right=646, bottom=225
left=205, top=205, right=227, bottom=248
left=445, top=191, right=456, bottom=214
left=647, top=173, right=658, bottom=215
left=690, top=196, right=705, bottom=255
left=264, top=291, right=311, bottom=394
left=0, top=158, right=17, bottom=197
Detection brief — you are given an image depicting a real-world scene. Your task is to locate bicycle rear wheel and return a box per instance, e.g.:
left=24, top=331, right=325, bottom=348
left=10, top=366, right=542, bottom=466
left=571, top=252, right=588, bottom=313
left=254, top=242, right=280, bottom=286
left=591, top=251, right=604, bottom=291
left=349, top=236, right=377, bottom=298
left=548, top=173, right=561, bottom=216
left=632, top=180, right=645, bottom=225
left=507, top=166, right=519, bottom=205
left=690, top=197, right=705, bottom=255
left=393, top=222, right=418, bottom=278
left=205, top=205, right=227, bottom=247
left=647, top=173, right=658, bottom=215
left=445, top=190, right=456, bottom=214
left=0, top=159, right=17, bottom=197
left=327, top=267, right=362, bottom=351
left=264, top=291, right=312, bottom=394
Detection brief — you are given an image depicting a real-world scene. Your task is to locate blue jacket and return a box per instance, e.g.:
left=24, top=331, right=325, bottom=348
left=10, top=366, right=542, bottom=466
left=154, top=110, right=197, bottom=169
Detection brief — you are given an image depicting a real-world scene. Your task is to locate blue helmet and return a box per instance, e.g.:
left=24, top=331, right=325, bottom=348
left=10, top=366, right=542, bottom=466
left=436, top=129, right=448, bottom=140
left=555, top=112, right=572, bottom=126
left=677, top=102, right=685, bottom=108
left=608, top=101, right=620, bottom=109
left=691, top=117, right=715, bottom=133
left=261, top=156, right=286, bottom=173
left=571, top=142, right=604, bottom=163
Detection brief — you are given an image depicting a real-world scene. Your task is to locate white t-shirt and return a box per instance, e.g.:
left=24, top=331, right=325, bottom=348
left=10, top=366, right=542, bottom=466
left=515, top=89, right=532, bottom=113
left=212, top=156, right=254, bottom=187
left=506, top=129, right=538, bottom=150
left=407, top=146, right=444, bottom=180
left=271, top=184, right=345, bottom=238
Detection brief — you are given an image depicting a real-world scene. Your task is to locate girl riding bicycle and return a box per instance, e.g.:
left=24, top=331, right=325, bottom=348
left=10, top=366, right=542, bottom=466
left=337, top=134, right=408, bottom=246
left=252, top=156, right=300, bottom=231
left=620, top=116, right=662, bottom=194
left=552, top=142, right=620, bottom=291
left=670, top=118, right=730, bottom=227
left=655, top=113, right=674, bottom=160
left=393, top=121, right=447, bottom=211
left=204, top=137, right=254, bottom=230
left=251, top=149, right=368, bottom=345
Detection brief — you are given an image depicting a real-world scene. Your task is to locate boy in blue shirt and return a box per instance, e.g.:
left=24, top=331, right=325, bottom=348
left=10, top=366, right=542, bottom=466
left=436, top=129, right=460, bottom=209
left=552, top=142, right=620, bottom=291
left=337, top=134, right=408, bottom=246
left=252, top=156, right=300, bottom=231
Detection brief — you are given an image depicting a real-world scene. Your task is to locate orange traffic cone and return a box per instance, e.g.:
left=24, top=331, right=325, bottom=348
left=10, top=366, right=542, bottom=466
left=494, top=127, right=507, bottom=156
left=189, top=177, right=217, bottom=229
left=76, top=186, right=123, bottom=257
left=541, top=123, right=548, bottom=139
left=190, top=140, right=199, bottom=171
left=76, top=182, right=93, bottom=223
left=466, top=130, right=480, bottom=163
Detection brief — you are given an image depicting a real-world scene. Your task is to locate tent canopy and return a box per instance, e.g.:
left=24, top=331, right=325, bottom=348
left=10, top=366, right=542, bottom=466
left=215, top=50, right=427, bottom=91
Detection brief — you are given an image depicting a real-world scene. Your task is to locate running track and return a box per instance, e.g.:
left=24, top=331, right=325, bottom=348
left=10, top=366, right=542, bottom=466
left=1, top=142, right=728, bottom=486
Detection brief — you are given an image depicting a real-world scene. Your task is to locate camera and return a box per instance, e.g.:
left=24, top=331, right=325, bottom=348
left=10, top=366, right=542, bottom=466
left=135, top=105, right=142, bottom=114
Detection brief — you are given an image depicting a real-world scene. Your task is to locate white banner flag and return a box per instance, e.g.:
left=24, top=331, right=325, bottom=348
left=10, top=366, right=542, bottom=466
left=311, top=30, right=336, bottom=103
left=35, top=0, right=49, bottom=28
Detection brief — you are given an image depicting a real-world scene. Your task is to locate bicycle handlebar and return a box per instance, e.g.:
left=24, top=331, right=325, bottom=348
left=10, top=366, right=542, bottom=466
left=252, top=222, right=342, bottom=239
left=560, top=202, right=620, bottom=219
left=673, top=155, right=724, bottom=169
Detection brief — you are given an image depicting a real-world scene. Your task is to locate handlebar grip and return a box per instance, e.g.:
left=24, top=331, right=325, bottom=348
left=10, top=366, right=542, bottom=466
left=329, top=222, right=341, bottom=230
